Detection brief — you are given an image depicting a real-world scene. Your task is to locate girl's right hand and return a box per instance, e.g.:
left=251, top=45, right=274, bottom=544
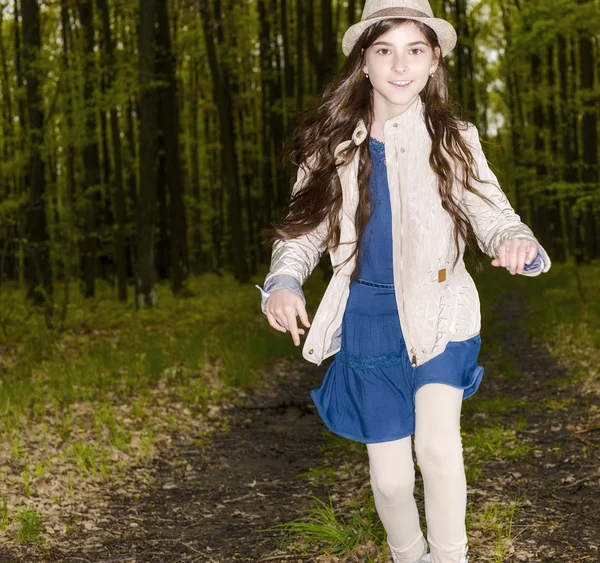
left=265, top=288, right=311, bottom=347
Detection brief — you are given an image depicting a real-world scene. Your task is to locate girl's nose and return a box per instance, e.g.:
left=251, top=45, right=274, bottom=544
left=392, top=56, right=408, bottom=73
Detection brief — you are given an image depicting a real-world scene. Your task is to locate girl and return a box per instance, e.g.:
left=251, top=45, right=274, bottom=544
left=256, top=1, right=551, bottom=562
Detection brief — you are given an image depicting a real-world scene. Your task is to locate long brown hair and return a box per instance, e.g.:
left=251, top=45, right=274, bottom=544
left=261, top=18, right=495, bottom=281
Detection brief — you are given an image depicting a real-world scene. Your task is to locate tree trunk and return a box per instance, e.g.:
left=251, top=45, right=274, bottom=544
left=21, top=0, right=53, bottom=310
left=578, top=10, right=598, bottom=261
left=156, top=0, right=186, bottom=294
left=136, top=0, right=159, bottom=307
left=199, top=0, right=248, bottom=280
left=295, top=0, right=304, bottom=112
left=76, top=0, right=101, bottom=298
left=97, top=0, right=128, bottom=301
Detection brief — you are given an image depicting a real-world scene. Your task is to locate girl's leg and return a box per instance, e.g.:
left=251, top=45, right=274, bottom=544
left=366, top=436, right=427, bottom=563
left=414, top=383, right=468, bottom=563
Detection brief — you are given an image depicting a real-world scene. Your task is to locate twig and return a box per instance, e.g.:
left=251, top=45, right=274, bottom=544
left=558, top=470, right=600, bottom=489
left=259, top=555, right=306, bottom=562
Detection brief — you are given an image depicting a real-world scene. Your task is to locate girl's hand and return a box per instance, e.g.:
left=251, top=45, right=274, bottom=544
left=265, top=288, right=311, bottom=347
left=491, top=238, right=538, bottom=275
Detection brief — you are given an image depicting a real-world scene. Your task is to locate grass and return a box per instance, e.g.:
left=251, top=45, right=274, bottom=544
left=0, top=255, right=596, bottom=557
left=0, top=496, right=8, bottom=531
left=467, top=491, right=525, bottom=563
left=463, top=424, right=534, bottom=461
left=17, top=506, right=45, bottom=545
left=265, top=492, right=385, bottom=559
left=0, top=269, right=330, bottom=549
left=0, top=270, right=326, bottom=434
left=476, top=258, right=600, bottom=394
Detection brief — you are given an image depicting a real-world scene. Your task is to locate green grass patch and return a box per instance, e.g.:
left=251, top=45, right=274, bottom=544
left=265, top=492, right=385, bottom=559
left=463, top=424, right=533, bottom=461
left=462, top=396, right=527, bottom=417
left=17, top=506, right=45, bottom=545
left=68, top=441, right=112, bottom=480
left=475, top=258, right=600, bottom=392
left=0, top=271, right=326, bottom=436
left=467, top=492, right=525, bottom=563
left=0, top=496, right=9, bottom=531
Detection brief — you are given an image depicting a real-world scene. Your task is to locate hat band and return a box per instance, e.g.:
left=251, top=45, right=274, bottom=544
left=366, top=8, right=430, bottom=20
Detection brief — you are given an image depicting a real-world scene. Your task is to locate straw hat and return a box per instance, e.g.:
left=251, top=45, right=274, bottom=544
left=342, top=0, right=457, bottom=57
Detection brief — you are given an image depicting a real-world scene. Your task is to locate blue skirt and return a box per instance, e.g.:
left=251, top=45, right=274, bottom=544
left=310, top=279, right=485, bottom=444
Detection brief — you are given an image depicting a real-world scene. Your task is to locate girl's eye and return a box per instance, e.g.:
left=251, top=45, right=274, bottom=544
left=376, top=48, right=391, bottom=55
left=410, top=48, right=423, bottom=55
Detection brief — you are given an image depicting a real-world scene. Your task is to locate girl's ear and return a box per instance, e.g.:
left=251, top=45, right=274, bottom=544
left=430, top=46, right=441, bottom=74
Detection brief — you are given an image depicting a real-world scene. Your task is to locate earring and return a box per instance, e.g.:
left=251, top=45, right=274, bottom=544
left=365, top=73, right=369, bottom=79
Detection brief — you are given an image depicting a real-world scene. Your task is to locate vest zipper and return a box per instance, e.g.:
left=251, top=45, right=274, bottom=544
left=394, top=136, right=419, bottom=369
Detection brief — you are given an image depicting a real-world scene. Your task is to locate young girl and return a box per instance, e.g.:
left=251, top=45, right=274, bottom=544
left=256, top=1, right=551, bottom=562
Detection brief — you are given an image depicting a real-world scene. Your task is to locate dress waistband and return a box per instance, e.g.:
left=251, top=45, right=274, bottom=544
left=355, top=278, right=395, bottom=289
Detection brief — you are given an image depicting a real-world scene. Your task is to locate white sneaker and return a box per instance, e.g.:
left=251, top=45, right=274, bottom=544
left=418, top=544, right=469, bottom=563
left=388, top=536, right=429, bottom=563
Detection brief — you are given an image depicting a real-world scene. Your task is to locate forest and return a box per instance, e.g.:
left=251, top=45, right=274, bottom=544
left=0, top=0, right=598, bottom=561
left=0, top=0, right=598, bottom=310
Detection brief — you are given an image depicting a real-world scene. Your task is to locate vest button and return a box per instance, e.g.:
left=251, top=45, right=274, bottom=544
left=308, top=348, right=314, bottom=354
left=400, top=147, right=406, bottom=153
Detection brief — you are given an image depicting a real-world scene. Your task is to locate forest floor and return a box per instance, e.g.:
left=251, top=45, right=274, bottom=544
left=0, top=287, right=598, bottom=563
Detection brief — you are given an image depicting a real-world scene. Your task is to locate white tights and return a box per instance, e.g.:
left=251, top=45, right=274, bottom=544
left=366, top=383, right=469, bottom=563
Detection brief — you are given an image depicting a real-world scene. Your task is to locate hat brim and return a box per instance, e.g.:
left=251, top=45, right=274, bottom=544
left=342, top=16, right=457, bottom=58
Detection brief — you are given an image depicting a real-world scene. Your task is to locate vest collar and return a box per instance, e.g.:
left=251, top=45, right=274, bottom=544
left=351, top=95, right=425, bottom=146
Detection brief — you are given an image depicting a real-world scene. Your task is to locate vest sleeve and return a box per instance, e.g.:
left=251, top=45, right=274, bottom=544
left=457, top=123, right=551, bottom=276
left=260, top=156, right=330, bottom=291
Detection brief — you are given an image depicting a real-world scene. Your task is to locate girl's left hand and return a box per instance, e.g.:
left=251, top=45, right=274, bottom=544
left=491, top=238, right=538, bottom=275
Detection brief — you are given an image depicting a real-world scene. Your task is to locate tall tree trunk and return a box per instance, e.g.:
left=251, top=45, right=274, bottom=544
left=199, top=0, right=247, bottom=280
left=189, top=64, right=204, bottom=273
left=280, top=0, right=294, bottom=127
left=126, top=96, right=138, bottom=278
left=319, top=0, right=335, bottom=91
left=558, top=35, right=582, bottom=261
left=578, top=4, right=598, bottom=261
left=0, top=4, right=17, bottom=282
left=21, top=0, right=53, bottom=310
left=57, top=0, right=78, bottom=287
left=295, top=0, right=304, bottom=113
left=348, top=0, right=358, bottom=26
left=76, top=0, right=101, bottom=298
left=136, top=0, right=159, bottom=307
left=156, top=0, right=186, bottom=294
left=454, top=0, right=476, bottom=120
left=97, top=0, right=128, bottom=301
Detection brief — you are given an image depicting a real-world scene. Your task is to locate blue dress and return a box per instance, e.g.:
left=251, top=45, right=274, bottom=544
left=309, top=137, right=485, bottom=444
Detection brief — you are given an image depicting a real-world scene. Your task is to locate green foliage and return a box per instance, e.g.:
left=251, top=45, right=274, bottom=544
left=0, top=496, right=9, bottom=532
left=0, top=271, right=313, bottom=434
left=266, top=493, right=385, bottom=556
left=17, top=506, right=45, bottom=545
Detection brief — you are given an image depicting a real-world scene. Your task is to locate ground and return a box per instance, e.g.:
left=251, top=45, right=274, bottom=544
left=1, top=289, right=598, bottom=562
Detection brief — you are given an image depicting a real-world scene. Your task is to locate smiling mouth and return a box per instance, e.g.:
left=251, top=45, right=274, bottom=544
left=390, top=80, right=413, bottom=87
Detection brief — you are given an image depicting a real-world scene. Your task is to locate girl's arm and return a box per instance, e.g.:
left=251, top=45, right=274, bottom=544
left=257, top=158, right=330, bottom=312
left=458, top=123, right=551, bottom=276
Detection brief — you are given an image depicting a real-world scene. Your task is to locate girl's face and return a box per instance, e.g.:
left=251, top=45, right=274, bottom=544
left=362, top=22, right=440, bottom=120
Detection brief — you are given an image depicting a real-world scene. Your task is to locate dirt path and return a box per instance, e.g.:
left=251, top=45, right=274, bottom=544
left=0, top=356, right=331, bottom=563
left=1, top=290, right=598, bottom=562
left=464, top=290, right=599, bottom=562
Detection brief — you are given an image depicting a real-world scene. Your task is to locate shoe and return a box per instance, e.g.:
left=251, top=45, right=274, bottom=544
left=388, top=535, right=428, bottom=563
left=419, top=544, right=469, bottom=563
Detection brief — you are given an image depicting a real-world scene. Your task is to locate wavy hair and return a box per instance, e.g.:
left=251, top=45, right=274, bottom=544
left=261, top=18, right=495, bottom=281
